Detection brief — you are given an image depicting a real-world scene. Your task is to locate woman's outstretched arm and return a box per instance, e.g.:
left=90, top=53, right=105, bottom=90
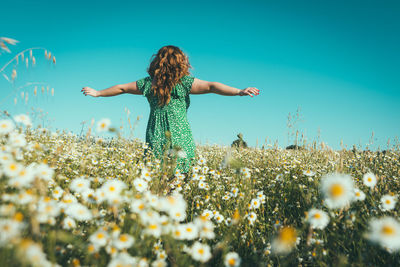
left=81, top=81, right=142, bottom=97
left=190, top=78, right=260, bottom=97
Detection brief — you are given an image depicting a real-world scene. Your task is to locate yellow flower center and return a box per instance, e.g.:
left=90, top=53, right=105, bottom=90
left=381, top=225, right=395, bottom=236
left=149, top=224, right=158, bottom=230
left=313, top=213, right=321, bottom=219
left=97, top=233, right=104, bottom=239
left=330, top=184, right=344, bottom=198
left=228, top=258, right=236, bottom=266
left=385, top=199, right=391, bottom=204
left=198, top=248, right=204, bottom=255
left=279, top=226, right=297, bottom=245
left=119, top=235, right=128, bottom=242
left=109, top=186, right=115, bottom=191
left=14, top=212, right=24, bottom=222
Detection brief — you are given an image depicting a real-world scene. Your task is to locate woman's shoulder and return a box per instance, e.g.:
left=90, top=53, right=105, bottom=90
left=179, top=74, right=195, bottom=86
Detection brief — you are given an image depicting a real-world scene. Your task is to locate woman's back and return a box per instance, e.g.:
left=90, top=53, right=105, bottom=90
left=136, top=75, right=196, bottom=173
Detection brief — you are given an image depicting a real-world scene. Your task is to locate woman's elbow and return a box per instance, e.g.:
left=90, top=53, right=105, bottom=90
left=208, top=81, right=217, bottom=93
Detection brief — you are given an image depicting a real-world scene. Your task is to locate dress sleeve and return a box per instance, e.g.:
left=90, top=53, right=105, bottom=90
left=183, top=75, right=195, bottom=95
left=136, top=76, right=149, bottom=96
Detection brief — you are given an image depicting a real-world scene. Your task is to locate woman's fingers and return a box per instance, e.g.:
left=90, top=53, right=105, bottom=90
left=239, top=87, right=260, bottom=97
left=82, top=87, right=92, bottom=96
left=244, top=87, right=260, bottom=97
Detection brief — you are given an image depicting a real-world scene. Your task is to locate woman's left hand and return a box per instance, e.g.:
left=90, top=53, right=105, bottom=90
left=81, top=87, right=99, bottom=97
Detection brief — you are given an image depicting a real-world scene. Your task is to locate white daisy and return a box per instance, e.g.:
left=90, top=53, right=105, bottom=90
left=172, top=225, right=185, bottom=240
left=89, top=229, right=109, bottom=248
left=130, top=199, right=147, bottom=213
left=197, top=157, right=206, bottom=165
left=113, top=233, right=135, bottom=250
left=224, top=251, right=241, bottom=267
left=271, top=226, right=298, bottom=254
left=363, top=172, right=377, bottom=188
left=144, top=222, right=162, bottom=238
left=354, top=188, right=366, bottom=201
left=201, top=209, right=213, bottom=220
left=23, top=240, right=53, bottom=267
left=0, top=219, right=25, bottom=245
left=198, top=181, right=208, bottom=189
left=0, top=119, right=15, bottom=135
left=108, top=252, right=138, bottom=266
left=303, top=170, right=315, bottom=177
left=181, top=222, right=198, bottom=240
left=8, top=167, right=35, bottom=188
left=320, top=173, right=355, bottom=209
left=151, top=259, right=167, bottom=267
left=231, top=187, right=239, bottom=198
left=306, top=208, right=330, bottom=229
left=101, top=179, right=127, bottom=197
left=190, top=242, right=212, bottom=263
left=256, top=191, right=266, bottom=203
left=70, top=177, right=91, bottom=193
left=367, top=216, right=400, bottom=252
left=65, top=202, right=93, bottom=221
left=240, top=167, right=251, bottom=178
left=214, top=213, right=224, bottom=224
left=380, top=195, right=397, bottom=211
left=0, top=152, right=12, bottom=164
left=170, top=209, right=186, bottom=222
left=134, top=178, right=148, bottom=192
left=3, top=161, right=22, bottom=177
left=250, top=198, right=261, bottom=209
left=81, top=188, right=96, bottom=203
left=96, top=118, right=111, bottom=132
left=192, top=166, right=200, bottom=173
left=34, top=163, right=55, bottom=181
left=62, top=217, right=77, bottom=230
left=141, top=168, right=152, bottom=181
left=13, top=114, right=32, bottom=127
left=8, top=132, right=27, bottom=147
left=159, top=193, right=187, bottom=220
left=195, top=216, right=216, bottom=239
left=247, top=212, right=257, bottom=225
left=222, top=194, right=231, bottom=201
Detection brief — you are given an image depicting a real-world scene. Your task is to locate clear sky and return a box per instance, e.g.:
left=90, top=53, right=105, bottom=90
left=1, top=0, right=399, bottom=150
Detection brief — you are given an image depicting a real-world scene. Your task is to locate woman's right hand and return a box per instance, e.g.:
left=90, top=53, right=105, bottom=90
left=81, top=86, right=99, bottom=97
left=239, top=87, right=260, bottom=97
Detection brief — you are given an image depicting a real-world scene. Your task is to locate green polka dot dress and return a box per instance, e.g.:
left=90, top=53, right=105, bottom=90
left=136, top=75, right=196, bottom=173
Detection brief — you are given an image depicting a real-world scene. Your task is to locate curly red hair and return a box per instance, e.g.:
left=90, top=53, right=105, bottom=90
left=147, top=45, right=193, bottom=106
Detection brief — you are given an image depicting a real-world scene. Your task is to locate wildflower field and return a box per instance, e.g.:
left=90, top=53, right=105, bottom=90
left=0, top=113, right=399, bottom=267
left=1, top=37, right=400, bottom=266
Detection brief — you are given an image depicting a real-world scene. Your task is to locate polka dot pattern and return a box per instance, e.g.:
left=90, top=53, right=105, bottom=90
left=136, top=75, right=196, bottom=173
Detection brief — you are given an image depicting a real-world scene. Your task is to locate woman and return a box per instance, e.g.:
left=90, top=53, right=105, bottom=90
left=81, top=45, right=260, bottom=174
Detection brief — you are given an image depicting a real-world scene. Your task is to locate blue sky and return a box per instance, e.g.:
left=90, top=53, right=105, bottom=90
left=1, top=0, right=399, bottom=150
